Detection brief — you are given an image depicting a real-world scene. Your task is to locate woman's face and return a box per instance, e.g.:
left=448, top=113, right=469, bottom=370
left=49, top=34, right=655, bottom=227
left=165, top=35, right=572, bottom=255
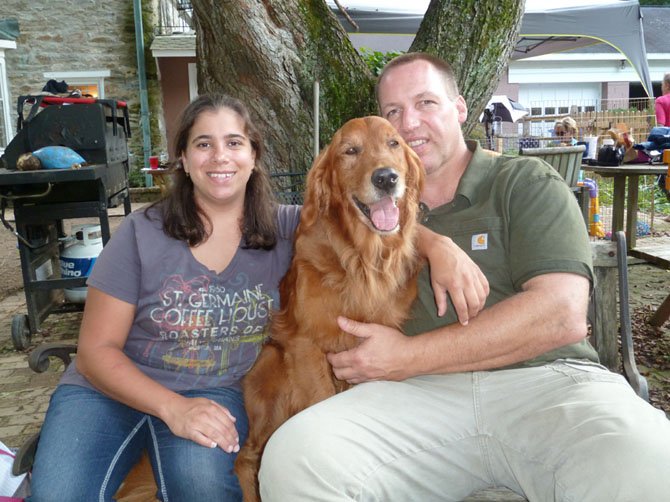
left=181, top=107, right=256, bottom=210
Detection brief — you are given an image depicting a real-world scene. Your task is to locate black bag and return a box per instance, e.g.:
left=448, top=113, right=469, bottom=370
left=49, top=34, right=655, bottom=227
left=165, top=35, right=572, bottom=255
left=597, top=144, right=624, bottom=166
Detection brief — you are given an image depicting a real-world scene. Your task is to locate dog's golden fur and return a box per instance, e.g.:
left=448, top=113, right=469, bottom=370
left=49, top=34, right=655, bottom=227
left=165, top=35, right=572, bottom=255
left=234, top=116, right=425, bottom=501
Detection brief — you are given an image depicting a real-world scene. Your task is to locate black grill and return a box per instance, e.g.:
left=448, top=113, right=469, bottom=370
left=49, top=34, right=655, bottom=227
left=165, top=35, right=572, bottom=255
left=0, top=96, right=132, bottom=350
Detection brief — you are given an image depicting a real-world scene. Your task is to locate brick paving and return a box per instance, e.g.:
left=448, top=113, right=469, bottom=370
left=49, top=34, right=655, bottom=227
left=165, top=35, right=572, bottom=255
left=0, top=205, right=141, bottom=451
left=0, top=291, right=81, bottom=450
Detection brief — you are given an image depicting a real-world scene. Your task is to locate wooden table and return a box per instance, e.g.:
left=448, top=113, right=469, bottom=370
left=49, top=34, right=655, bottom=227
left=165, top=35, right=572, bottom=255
left=586, top=164, right=670, bottom=327
left=631, top=235, right=670, bottom=327
left=584, top=164, right=666, bottom=250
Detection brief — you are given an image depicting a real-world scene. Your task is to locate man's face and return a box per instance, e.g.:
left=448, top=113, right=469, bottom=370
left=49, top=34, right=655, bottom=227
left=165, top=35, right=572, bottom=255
left=377, top=60, right=468, bottom=177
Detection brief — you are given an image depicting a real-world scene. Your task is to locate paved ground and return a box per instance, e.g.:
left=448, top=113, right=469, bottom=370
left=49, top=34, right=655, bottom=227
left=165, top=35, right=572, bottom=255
left=0, top=205, right=139, bottom=450
left=0, top=293, right=77, bottom=448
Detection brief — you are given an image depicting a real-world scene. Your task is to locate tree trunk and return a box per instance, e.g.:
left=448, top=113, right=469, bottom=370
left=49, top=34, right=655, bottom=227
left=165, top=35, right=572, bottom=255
left=411, top=0, right=525, bottom=135
left=191, top=0, right=375, bottom=175
left=191, top=0, right=524, bottom=174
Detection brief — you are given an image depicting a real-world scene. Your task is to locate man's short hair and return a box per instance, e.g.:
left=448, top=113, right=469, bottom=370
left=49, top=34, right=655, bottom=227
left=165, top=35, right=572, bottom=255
left=375, top=52, right=460, bottom=103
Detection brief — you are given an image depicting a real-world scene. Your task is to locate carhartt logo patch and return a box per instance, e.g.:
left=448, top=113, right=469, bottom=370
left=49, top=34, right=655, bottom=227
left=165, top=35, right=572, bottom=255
left=471, top=233, right=488, bottom=250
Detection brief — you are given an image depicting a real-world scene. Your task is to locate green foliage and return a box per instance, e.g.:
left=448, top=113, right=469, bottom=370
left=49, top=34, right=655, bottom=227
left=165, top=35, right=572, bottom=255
left=128, top=167, right=146, bottom=188
left=592, top=175, right=669, bottom=223
left=359, top=48, right=403, bottom=76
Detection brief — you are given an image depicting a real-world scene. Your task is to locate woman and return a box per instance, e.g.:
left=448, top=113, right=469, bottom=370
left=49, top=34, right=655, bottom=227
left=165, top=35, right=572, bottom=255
left=29, top=94, right=487, bottom=501
left=553, top=116, right=578, bottom=146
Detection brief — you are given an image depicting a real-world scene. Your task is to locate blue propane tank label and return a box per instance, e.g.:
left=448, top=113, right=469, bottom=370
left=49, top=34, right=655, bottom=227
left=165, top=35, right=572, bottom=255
left=60, top=257, right=97, bottom=278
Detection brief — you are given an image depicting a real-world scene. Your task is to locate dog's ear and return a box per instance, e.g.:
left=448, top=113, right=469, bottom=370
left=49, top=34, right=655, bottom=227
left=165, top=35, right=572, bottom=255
left=403, top=142, right=425, bottom=207
left=300, top=143, right=333, bottom=228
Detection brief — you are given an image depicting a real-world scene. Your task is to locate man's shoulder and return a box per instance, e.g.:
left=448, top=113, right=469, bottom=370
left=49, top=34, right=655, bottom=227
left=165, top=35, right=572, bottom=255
left=487, top=151, right=558, bottom=183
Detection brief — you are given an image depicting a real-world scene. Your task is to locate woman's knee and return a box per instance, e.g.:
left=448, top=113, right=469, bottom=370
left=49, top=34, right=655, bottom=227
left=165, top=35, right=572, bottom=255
left=153, top=437, right=243, bottom=501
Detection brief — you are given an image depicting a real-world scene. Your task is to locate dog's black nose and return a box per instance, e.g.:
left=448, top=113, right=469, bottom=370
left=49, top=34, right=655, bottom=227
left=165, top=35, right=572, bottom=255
left=371, top=168, right=398, bottom=192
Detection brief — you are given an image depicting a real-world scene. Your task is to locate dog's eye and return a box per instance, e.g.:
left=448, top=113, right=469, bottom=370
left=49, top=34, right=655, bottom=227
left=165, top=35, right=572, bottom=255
left=388, top=139, right=400, bottom=148
left=345, top=146, right=360, bottom=155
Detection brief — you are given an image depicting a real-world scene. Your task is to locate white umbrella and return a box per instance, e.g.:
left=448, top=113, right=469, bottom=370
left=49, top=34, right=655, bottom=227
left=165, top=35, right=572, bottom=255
left=481, top=96, right=529, bottom=124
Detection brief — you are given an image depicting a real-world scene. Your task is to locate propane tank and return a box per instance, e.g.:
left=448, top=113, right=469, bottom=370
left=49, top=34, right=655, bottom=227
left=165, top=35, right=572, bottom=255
left=59, top=224, right=103, bottom=303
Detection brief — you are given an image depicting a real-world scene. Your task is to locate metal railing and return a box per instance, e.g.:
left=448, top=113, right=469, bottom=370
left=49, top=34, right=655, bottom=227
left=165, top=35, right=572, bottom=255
left=271, top=172, right=306, bottom=205
left=156, top=0, right=194, bottom=35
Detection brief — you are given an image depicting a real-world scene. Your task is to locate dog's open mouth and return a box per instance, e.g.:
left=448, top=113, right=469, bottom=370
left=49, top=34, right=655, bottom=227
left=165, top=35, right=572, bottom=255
left=354, top=195, right=400, bottom=232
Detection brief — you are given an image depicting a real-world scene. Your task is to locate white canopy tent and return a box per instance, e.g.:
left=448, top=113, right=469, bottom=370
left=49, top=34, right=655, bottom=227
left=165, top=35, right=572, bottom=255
left=328, top=0, right=654, bottom=96
left=517, top=0, right=652, bottom=97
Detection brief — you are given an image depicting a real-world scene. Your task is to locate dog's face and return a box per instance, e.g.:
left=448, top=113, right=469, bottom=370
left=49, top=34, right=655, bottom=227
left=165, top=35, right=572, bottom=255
left=303, top=116, right=424, bottom=235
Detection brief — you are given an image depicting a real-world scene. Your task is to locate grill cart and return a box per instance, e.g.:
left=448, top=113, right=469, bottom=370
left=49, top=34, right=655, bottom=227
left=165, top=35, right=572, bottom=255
left=0, top=96, right=132, bottom=350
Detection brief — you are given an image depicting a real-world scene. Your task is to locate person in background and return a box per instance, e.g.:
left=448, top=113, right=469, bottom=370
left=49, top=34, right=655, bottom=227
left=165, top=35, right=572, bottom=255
left=655, top=73, right=670, bottom=127
left=259, top=52, right=670, bottom=501
left=553, top=116, right=578, bottom=146
left=28, top=93, right=488, bottom=502
left=655, top=73, right=670, bottom=221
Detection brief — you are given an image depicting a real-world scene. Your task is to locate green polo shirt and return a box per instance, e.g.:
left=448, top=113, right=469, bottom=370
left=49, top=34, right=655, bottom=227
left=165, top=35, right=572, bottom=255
left=404, top=141, right=599, bottom=367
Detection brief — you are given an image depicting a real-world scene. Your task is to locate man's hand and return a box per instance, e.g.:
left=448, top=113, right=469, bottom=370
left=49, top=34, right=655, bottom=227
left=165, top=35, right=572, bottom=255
left=327, top=316, right=414, bottom=384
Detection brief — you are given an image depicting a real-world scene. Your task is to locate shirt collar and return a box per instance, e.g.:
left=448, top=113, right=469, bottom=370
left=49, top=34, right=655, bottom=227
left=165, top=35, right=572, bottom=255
left=428, top=141, right=499, bottom=214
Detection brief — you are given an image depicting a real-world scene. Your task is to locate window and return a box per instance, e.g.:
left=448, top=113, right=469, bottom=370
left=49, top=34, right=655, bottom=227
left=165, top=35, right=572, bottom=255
left=42, top=70, right=110, bottom=98
left=0, top=40, right=17, bottom=152
left=544, top=107, right=555, bottom=115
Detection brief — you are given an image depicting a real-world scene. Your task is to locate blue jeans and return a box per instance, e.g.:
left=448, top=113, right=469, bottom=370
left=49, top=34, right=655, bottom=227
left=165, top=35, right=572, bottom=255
left=29, top=384, right=248, bottom=502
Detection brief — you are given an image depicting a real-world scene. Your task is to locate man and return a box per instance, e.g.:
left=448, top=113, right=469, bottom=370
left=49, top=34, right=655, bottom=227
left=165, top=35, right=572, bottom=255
left=259, top=53, right=670, bottom=500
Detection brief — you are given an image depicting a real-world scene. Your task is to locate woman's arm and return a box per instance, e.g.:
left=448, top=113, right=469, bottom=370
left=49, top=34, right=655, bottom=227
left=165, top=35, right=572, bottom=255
left=416, top=225, right=489, bottom=325
left=75, top=287, right=241, bottom=453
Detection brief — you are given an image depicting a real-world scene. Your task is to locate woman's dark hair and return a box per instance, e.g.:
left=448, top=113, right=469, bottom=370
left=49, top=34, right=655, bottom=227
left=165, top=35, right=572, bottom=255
left=149, top=93, right=278, bottom=249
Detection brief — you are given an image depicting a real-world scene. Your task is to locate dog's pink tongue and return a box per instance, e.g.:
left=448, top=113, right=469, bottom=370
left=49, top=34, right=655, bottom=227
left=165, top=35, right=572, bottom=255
left=369, top=196, right=399, bottom=231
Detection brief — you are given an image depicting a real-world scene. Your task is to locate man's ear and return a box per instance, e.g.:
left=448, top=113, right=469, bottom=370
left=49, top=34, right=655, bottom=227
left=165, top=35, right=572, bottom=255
left=456, top=96, right=468, bottom=125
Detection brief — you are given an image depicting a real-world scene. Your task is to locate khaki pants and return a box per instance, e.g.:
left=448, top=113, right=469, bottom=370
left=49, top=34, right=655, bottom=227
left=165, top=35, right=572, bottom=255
left=260, top=360, right=670, bottom=501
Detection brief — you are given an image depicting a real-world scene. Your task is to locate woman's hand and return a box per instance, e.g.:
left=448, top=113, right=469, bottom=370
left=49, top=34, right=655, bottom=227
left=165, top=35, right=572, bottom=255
left=77, top=289, right=240, bottom=453
left=162, top=396, right=240, bottom=453
left=417, top=226, right=489, bottom=325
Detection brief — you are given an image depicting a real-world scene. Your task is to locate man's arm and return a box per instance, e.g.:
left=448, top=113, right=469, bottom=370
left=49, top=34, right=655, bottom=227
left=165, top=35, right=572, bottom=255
left=327, top=272, right=589, bottom=383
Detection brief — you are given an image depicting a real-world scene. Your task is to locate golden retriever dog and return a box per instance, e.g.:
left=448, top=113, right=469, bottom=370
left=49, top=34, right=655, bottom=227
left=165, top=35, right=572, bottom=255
left=234, top=116, right=425, bottom=501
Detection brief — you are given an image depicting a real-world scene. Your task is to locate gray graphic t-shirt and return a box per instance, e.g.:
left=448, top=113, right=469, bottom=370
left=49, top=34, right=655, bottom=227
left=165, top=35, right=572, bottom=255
left=60, top=204, right=301, bottom=392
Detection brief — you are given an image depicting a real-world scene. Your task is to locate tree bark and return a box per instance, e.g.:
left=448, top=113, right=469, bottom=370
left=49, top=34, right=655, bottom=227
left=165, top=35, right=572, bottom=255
left=191, top=0, right=375, bottom=175
left=191, top=0, right=524, bottom=174
left=411, top=0, right=525, bottom=135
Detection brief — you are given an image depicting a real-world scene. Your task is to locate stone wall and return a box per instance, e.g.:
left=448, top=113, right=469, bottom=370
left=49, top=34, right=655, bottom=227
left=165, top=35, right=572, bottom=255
left=2, top=0, right=165, bottom=177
